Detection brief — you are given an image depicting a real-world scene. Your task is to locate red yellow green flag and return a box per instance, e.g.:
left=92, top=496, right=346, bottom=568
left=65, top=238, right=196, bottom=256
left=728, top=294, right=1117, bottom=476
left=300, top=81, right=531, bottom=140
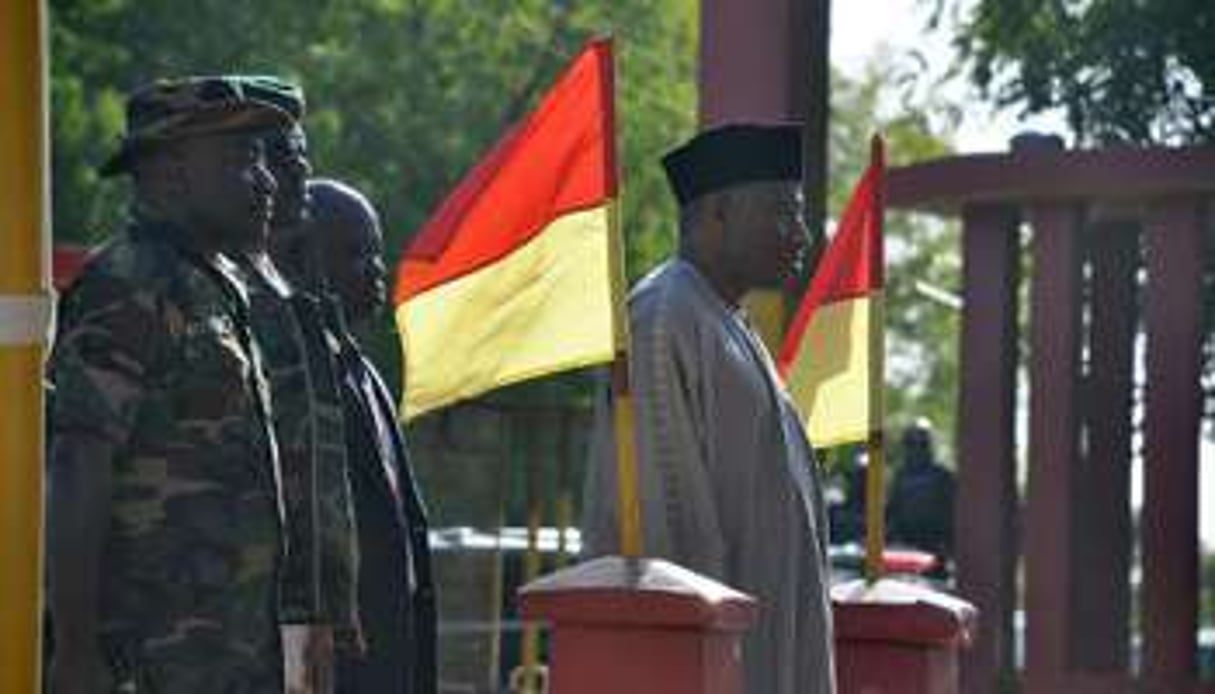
left=779, top=135, right=885, bottom=447
left=394, top=39, right=620, bottom=419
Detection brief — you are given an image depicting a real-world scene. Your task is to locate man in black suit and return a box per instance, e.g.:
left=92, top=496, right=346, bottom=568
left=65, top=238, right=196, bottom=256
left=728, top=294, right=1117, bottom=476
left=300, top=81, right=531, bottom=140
left=274, top=178, right=436, bottom=694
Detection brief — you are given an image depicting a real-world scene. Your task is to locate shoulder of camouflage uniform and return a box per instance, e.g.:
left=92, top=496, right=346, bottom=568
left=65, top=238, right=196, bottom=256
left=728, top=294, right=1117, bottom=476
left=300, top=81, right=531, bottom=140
left=58, top=230, right=222, bottom=333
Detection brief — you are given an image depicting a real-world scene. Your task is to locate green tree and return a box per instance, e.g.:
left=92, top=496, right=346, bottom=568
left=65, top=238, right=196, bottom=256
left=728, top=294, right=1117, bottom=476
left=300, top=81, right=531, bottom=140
left=944, top=0, right=1215, bottom=145
left=49, top=0, right=697, bottom=276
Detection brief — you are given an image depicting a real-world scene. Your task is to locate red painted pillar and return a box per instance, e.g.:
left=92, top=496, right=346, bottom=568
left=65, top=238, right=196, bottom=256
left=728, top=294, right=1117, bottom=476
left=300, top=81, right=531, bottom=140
left=1024, top=202, right=1085, bottom=693
left=1072, top=218, right=1138, bottom=672
left=1141, top=198, right=1205, bottom=694
left=956, top=203, right=1021, bottom=694
left=699, top=0, right=804, bottom=125
left=518, top=557, right=757, bottom=694
left=832, top=578, right=978, bottom=694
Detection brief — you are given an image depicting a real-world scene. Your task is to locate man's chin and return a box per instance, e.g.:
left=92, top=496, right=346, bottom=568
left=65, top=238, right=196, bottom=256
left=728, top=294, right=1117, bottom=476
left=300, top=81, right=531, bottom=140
left=355, top=295, right=387, bottom=321
left=221, top=222, right=269, bottom=252
left=272, top=207, right=307, bottom=229
left=752, top=274, right=786, bottom=291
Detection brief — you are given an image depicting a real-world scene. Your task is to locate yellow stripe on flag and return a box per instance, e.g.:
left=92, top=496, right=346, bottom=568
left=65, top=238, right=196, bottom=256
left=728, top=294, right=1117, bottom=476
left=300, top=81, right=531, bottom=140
left=784, top=294, right=882, bottom=447
left=398, top=205, right=616, bottom=419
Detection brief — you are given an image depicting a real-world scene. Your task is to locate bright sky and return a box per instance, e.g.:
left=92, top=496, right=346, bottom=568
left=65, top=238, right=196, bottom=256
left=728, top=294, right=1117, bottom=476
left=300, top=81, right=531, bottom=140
left=832, top=0, right=1215, bottom=550
left=831, top=0, right=1068, bottom=152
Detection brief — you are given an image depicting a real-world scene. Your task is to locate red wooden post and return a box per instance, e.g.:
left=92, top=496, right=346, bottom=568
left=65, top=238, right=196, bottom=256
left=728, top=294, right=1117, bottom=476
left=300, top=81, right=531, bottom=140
left=1072, top=218, right=1138, bottom=672
left=956, top=203, right=1021, bottom=694
left=699, top=0, right=803, bottom=125
left=1025, top=202, right=1085, bottom=692
left=886, top=144, right=1215, bottom=692
left=832, top=578, right=978, bottom=694
left=1141, top=198, right=1206, bottom=693
left=518, top=557, right=757, bottom=694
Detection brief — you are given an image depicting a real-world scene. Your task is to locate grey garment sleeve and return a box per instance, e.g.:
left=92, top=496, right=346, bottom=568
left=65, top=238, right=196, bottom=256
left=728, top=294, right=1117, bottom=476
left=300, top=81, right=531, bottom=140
left=579, top=371, right=621, bottom=557
left=806, top=443, right=833, bottom=567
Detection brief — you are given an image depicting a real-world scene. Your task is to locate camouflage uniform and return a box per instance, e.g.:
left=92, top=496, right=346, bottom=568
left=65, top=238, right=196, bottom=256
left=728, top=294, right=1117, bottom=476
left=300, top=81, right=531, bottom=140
left=235, top=77, right=359, bottom=642
left=236, top=256, right=358, bottom=635
left=48, top=225, right=285, bottom=692
left=47, top=77, right=292, bottom=692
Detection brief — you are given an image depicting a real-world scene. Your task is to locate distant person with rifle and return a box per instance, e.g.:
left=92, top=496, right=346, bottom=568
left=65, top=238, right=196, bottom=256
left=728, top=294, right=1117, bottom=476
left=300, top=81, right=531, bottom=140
left=886, top=420, right=956, bottom=570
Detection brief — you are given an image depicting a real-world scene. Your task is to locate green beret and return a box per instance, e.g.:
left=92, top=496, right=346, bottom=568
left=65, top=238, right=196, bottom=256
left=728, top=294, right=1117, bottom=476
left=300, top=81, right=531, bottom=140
left=99, top=75, right=292, bottom=177
left=233, top=75, right=306, bottom=121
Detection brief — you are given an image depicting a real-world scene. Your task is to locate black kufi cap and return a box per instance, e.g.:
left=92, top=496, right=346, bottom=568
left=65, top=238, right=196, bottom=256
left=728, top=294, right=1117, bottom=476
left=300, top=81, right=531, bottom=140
left=661, top=123, right=802, bottom=206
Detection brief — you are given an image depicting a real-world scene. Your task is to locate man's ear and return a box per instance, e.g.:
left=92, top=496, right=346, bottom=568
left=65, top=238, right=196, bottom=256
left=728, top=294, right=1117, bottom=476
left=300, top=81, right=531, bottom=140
left=133, top=144, right=187, bottom=203
left=157, top=144, right=189, bottom=200
left=709, top=189, right=730, bottom=225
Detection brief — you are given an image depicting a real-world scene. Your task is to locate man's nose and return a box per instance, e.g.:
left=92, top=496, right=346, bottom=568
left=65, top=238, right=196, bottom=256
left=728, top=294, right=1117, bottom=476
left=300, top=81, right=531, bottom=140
left=252, top=161, right=278, bottom=197
left=368, top=256, right=387, bottom=281
left=291, top=154, right=313, bottom=180
left=780, top=213, right=809, bottom=247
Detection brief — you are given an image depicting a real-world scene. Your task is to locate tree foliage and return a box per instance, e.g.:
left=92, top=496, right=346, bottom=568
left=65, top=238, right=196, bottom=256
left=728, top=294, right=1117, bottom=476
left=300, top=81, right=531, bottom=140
left=49, top=0, right=698, bottom=281
left=946, top=0, right=1215, bottom=145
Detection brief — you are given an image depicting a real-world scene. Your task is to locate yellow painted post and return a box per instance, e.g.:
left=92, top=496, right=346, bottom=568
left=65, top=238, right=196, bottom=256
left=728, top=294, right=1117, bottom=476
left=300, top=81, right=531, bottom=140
left=0, top=0, right=50, bottom=692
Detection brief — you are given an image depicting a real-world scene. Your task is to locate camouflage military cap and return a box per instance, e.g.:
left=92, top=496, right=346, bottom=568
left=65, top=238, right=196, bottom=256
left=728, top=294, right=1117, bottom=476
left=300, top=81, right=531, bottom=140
left=233, top=75, right=306, bottom=121
left=99, top=75, right=292, bottom=177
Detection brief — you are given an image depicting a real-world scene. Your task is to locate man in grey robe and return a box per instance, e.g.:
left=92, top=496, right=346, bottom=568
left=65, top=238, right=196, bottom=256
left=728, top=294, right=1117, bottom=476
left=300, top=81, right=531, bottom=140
left=583, top=123, right=836, bottom=694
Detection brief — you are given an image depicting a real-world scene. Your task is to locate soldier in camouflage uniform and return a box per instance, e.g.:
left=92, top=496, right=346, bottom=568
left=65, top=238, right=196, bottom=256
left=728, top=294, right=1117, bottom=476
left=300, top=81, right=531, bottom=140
left=228, top=77, right=359, bottom=694
left=46, top=78, right=289, bottom=693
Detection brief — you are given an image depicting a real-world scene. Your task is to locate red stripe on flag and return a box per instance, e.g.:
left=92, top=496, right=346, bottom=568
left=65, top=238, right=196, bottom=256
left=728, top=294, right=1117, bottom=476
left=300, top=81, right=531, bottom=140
left=396, top=38, right=617, bottom=302
left=778, top=135, right=885, bottom=372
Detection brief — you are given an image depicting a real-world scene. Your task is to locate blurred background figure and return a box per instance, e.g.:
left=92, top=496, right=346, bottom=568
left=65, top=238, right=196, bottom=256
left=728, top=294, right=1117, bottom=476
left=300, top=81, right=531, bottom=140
left=886, top=419, right=956, bottom=573
left=826, top=449, right=868, bottom=548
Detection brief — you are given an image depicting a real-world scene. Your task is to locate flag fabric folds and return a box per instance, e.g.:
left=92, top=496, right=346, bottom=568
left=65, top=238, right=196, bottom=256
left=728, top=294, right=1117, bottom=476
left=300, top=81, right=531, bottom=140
left=778, top=136, right=885, bottom=447
left=394, top=39, right=619, bottom=419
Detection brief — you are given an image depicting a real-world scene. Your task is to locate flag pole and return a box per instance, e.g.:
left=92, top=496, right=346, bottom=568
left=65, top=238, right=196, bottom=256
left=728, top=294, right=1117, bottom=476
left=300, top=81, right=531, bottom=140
left=599, top=38, right=643, bottom=558
left=518, top=421, right=544, bottom=692
left=862, top=415, right=886, bottom=581
left=555, top=412, right=574, bottom=569
left=485, top=424, right=511, bottom=692
left=608, top=201, right=644, bottom=557
left=863, top=134, right=887, bottom=584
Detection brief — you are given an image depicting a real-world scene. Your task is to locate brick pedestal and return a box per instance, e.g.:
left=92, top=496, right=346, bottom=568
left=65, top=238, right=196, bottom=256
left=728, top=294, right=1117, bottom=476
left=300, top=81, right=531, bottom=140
left=519, top=556, right=757, bottom=694
left=833, top=578, right=978, bottom=694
